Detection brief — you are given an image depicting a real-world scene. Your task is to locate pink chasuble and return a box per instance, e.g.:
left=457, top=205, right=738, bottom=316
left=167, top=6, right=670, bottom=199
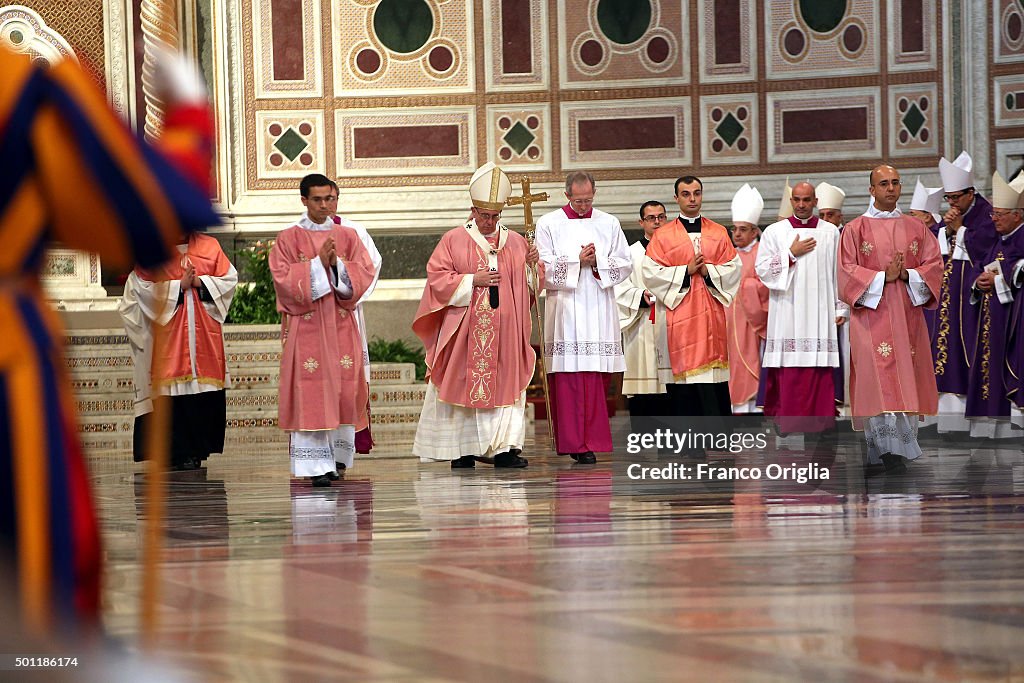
left=270, top=225, right=375, bottom=432
left=412, top=224, right=536, bottom=409
left=838, top=215, right=943, bottom=420
left=727, top=243, right=768, bottom=405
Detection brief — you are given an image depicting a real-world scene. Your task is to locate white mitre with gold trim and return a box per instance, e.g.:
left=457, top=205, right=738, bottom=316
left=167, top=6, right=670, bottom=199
left=776, top=177, right=793, bottom=219
left=469, top=162, right=512, bottom=211
left=991, top=170, right=1024, bottom=210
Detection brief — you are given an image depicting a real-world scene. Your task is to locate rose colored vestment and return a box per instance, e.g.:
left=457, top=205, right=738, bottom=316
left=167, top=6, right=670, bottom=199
left=412, top=223, right=536, bottom=460
left=270, top=223, right=375, bottom=433
left=727, top=242, right=768, bottom=408
left=121, top=234, right=237, bottom=467
left=838, top=215, right=943, bottom=420
left=642, top=217, right=741, bottom=382
left=132, top=234, right=236, bottom=394
left=413, top=224, right=536, bottom=409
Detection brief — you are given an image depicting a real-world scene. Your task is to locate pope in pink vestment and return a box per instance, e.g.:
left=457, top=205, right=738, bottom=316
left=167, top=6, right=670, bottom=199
left=838, top=215, right=943, bottom=420
left=412, top=222, right=538, bottom=465
left=413, top=224, right=536, bottom=410
left=412, top=162, right=538, bottom=468
left=271, top=215, right=376, bottom=470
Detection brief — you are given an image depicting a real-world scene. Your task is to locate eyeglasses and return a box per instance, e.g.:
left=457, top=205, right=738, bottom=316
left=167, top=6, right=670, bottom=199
left=568, top=198, right=594, bottom=206
left=874, top=179, right=901, bottom=188
left=641, top=214, right=668, bottom=222
left=475, top=211, right=501, bottom=222
left=990, top=210, right=1020, bottom=219
left=943, top=189, right=973, bottom=202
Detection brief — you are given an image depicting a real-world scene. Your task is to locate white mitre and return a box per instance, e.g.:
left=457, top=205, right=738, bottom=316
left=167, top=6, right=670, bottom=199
left=910, top=178, right=943, bottom=223
left=815, top=182, right=846, bottom=211
left=939, top=151, right=974, bottom=193
left=469, top=162, right=512, bottom=210
left=991, top=170, right=1024, bottom=210
left=777, top=177, right=793, bottom=219
left=731, top=183, right=764, bottom=226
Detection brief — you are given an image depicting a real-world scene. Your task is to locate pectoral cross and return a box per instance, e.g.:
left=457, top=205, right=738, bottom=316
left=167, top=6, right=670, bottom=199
left=505, top=176, right=549, bottom=243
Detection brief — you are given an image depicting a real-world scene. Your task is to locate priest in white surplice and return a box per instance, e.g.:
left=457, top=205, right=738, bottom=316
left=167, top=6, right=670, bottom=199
left=327, top=181, right=382, bottom=459
left=816, top=181, right=851, bottom=414
left=756, top=181, right=848, bottom=432
left=120, top=234, right=238, bottom=470
left=536, top=171, right=632, bottom=464
left=615, top=200, right=670, bottom=429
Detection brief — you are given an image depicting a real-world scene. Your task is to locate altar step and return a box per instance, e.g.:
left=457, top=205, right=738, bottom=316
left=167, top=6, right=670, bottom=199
left=66, top=325, right=424, bottom=458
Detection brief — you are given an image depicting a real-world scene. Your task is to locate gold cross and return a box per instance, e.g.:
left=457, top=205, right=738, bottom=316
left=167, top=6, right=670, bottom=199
left=505, top=176, right=549, bottom=237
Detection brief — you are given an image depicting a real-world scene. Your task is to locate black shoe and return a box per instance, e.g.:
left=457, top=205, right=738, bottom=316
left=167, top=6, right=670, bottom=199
left=310, top=474, right=332, bottom=487
left=494, top=451, right=528, bottom=468
left=881, top=453, right=908, bottom=474
left=326, top=470, right=341, bottom=481
left=451, top=455, right=476, bottom=469
left=335, top=462, right=347, bottom=471
left=568, top=453, right=579, bottom=461
left=575, top=452, right=597, bottom=465
left=172, top=457, right=199, bottom=471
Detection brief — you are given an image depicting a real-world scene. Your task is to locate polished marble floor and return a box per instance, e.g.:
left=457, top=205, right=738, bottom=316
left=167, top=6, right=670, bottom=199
left=89, top=419, right=1024, bottom=682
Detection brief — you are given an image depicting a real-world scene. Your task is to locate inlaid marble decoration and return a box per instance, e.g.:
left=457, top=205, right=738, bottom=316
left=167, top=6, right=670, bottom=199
left=766, top=0, right=879, bottom=79
left=253, top=0, right=323, bottom=97
left=558, top=0, right=687, bottom=88
left=699, top=95, right=759, bottom=165
left=561, top=98, right=691, bottom=169
left=697, top=0, right=757, bottom=82
left=485, top=104, right=552, bottom=171
left=335, top=107, right=476, bottom=176
left=226, top=0, right=949, bottom=208
left=333, top=0, right=473, bottom=95
left=254, top=111, right=326, bottom=179
left=888, top=84, right=938, bottom=157
left=483, top=0, right=549, bottom=91
left=0, top=4, right=79, bottom=65
left=995, top=75, right=1024, bottom=127
left=995, top=0, right=1024, bottom=63
left=767, top=88, right=880, bottom=163
left=886, top=0, right=937, bottom=71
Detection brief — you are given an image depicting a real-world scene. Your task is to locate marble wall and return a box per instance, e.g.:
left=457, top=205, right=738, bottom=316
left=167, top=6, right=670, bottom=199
left=4, top=0, right=1023, bottom=330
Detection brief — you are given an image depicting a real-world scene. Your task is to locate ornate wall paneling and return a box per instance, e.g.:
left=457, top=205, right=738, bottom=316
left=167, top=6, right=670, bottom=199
left=556, top=0, right=687, bottom=89
left=992, top=0, right=1024, bottom=181
left=483, top=0, right=548, bottom=91
left=211, top=0, right=966, bottom=235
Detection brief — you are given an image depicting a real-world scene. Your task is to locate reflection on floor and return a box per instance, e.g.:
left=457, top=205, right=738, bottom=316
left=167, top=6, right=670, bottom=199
left=92, top=418, right=1024, bottom=682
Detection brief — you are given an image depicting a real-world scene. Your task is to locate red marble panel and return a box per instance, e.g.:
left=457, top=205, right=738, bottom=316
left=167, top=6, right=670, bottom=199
left=353, top=125, right=462, bottom=158
left=577, top=116, right=676, bottom=151
left=714, top=0, right=742, bottom=65
left=901, top=0, right=924, bottom=53
left=782, top=108, right=868, bottom=143
left=501, top=0, right=532, bottom=74
left=271, top=0, right=305, bottom=81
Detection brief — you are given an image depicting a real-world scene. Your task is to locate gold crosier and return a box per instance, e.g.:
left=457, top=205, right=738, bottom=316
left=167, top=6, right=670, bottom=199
left=505, top=177, right=554, bottom=448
